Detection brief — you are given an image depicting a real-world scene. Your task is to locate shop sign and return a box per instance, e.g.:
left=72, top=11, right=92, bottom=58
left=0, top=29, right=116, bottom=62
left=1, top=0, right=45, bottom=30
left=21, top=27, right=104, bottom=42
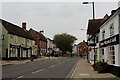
left=100, top=34, right=119, bottom=47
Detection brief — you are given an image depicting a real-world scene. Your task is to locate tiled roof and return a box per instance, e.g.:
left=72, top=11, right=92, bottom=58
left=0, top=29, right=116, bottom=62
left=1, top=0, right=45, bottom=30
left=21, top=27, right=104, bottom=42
left=38, top=32, right=47, bottom=42
left=87, top=19, right=105, bottom=35
left=1, top=19, right=34, bottom=40
left=77, top=41, right=88, bottom=46
left=87, top=7, right=120, bottom=35
left=29, top=28, right=47, bottom=42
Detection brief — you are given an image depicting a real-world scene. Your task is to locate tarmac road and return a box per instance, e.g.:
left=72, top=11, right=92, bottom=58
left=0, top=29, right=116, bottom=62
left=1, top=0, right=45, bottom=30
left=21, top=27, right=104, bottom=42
left=2, top=57, right=80, bottom=80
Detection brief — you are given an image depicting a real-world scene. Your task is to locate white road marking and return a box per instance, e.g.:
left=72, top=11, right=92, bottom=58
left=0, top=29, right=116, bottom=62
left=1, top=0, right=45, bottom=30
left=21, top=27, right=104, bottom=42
left=79, top=73, right=90, bottom=76
left=48, top=65, right=55, bottom=68
left=11, top=76, right=23, bottom=80
left=32, top=69, right=45, bottom=74
left=17, top=76, right=24, bottom=78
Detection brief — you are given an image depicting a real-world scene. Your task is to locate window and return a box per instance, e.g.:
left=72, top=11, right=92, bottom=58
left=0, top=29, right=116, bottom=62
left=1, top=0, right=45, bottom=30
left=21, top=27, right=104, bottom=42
left=101, top=48, right=104, bottom=62
left=0, top=34, right=4, bottom=40
left=96, top=36, right=99, bottom=43
left=110, top=23, right=114, bottom=36
left=109, top=46, right=115, bottom=64
left=10, top=35, right=13, bottom=39
left=102, top=30, right=105, bottom=40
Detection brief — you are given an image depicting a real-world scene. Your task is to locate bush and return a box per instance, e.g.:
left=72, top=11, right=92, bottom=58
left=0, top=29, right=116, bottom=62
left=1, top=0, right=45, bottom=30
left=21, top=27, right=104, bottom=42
left=92, top=62, right=109, bottom=73
left=92, top=62, right=101, bottom=71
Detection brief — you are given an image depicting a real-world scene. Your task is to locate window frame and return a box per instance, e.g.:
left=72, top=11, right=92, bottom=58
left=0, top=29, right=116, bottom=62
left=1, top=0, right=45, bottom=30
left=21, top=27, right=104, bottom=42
left=102, top=30, right=105, bottom=40
left=109, top=23, right=114, bottom=36
left=0, top=34, right=4, bottom=40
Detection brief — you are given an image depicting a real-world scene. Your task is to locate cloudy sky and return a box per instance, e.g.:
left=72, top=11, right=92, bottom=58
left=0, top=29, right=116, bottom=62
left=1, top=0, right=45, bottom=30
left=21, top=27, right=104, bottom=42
left=1, top=1, right=118, bottom=44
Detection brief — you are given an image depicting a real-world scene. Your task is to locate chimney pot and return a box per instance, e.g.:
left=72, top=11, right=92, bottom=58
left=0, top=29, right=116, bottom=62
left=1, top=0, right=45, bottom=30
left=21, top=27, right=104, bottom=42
left=111, top=10, right=116, bottom=15
left=22, top=22, right=26, bottom=30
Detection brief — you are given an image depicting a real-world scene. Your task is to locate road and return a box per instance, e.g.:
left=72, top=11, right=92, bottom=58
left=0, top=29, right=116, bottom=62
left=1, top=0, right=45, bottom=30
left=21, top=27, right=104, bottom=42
left=2, top=57, right=80, bottom=80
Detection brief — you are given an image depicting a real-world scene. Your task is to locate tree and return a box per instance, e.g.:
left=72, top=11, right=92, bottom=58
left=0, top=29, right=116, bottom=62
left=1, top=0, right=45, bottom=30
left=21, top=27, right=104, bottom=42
left=53, top=33, right=77, bottom=56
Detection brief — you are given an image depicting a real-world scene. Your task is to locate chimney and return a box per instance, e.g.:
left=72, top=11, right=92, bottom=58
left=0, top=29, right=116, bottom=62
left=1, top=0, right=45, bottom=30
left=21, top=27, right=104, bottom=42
left=111, top=10, right=116, bottom=15
left=103, top=14, right=109, bottom=19
left=22, top=22, right=26, bottom=30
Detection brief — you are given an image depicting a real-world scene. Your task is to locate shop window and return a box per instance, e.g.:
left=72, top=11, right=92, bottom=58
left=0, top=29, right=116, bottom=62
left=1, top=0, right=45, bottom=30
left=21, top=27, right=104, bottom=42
left=10, top=48, right=17, bottom=57
left=110, top=23, right=114, bottom=36
left=109, top=46, right=115, bottom=64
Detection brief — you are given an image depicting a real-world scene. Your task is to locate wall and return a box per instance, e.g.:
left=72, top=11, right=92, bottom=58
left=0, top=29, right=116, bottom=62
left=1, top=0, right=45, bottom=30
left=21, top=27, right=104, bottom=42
left=17, top=36, right=26, bottom=47
left=115, top=45, right=120, bottom=66
left=1, top=23, right=8, bottom=58
left=99, top=11, right=119, bottom=66
left=0, top=22, right=2, bottom=58
left=99, top=14, right=119, bottom=41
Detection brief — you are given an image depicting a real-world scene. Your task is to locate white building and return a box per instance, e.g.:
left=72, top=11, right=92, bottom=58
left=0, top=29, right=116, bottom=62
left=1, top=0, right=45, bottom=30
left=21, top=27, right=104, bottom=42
left=87, top=18, right=106, bottom=64
left=99, top=7, right=120, bottom=77
left=72, top=44, right=77, bottom=55
left=47, top=38, right=54, bottom=54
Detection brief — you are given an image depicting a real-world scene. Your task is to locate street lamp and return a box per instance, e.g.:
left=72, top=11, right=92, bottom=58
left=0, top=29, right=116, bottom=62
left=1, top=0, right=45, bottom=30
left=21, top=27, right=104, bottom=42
left=83, top=2, right=96, bottom=64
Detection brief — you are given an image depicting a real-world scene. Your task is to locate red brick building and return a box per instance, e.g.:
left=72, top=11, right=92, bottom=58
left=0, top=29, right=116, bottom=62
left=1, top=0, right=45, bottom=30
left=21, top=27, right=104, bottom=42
left=77, top=41, right=88, bottom=57
left=28, top=28, right=47, bottom=56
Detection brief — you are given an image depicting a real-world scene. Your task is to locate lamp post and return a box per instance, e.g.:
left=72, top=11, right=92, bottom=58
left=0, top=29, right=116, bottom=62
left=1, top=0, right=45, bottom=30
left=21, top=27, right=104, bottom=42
left=83, top=2, right=96, bottom=64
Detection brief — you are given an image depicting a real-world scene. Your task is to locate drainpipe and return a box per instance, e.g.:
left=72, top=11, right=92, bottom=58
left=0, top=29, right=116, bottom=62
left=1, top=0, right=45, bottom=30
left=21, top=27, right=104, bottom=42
left=118, top=9, right=120, bottom=60
left=118, top=7, right=120, bottom=69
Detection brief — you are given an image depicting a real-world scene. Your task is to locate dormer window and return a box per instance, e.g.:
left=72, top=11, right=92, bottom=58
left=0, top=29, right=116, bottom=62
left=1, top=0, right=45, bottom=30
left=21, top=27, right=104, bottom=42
left=110, top=23, right=114, bottom=36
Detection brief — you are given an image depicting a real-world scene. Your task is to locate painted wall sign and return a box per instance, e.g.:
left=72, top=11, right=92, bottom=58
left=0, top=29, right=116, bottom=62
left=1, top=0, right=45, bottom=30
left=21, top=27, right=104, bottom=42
left=99, top=34, right=119, bottom=47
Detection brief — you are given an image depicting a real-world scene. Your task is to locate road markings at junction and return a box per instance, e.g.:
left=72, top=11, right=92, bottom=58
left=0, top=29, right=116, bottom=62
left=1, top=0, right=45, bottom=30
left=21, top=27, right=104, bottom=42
left=32, top=69, right=45, bottom=74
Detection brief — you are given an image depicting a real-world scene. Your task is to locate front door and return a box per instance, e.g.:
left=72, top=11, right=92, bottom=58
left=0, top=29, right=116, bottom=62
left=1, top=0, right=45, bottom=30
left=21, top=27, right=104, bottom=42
left=6, top=49, right=8, bottom=59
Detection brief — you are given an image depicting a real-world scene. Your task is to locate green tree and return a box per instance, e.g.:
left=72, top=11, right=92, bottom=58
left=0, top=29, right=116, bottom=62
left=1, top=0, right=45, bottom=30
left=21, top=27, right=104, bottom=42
left=53, top=33, right=77, bottom=55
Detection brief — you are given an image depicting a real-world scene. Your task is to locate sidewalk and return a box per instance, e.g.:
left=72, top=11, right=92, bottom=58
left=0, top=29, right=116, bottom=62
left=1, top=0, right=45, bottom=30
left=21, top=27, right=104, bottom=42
left=1, top=56, right=66, bottom=66
left=1, top=56, right=50, bottom=66
left=70, top=59, right=120, bottom=80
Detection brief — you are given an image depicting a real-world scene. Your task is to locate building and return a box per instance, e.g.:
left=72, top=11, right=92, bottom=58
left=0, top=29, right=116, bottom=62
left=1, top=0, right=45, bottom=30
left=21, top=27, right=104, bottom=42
left=72, top=44, right=77, bottom=56
left=47, top=38, right=54, bottom=55
left=87, top=17, right=106, bottom=64
left=77, top=41, right=88, bottom=58
left=1, top=19, right=36, bottom=60
left=28, top=28, right=47, bottom=56
left=0, top=23, right=2, bottom=59
left=99, top=7, right=120, bottom=77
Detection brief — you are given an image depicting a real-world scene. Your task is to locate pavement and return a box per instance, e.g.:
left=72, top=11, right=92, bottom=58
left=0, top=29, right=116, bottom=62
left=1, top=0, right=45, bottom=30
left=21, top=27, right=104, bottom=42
left=70, top=59, right=120, bottom=80
left=1, top=57, right=47, bottom=66
left=1, top=56, right=61, bottom=66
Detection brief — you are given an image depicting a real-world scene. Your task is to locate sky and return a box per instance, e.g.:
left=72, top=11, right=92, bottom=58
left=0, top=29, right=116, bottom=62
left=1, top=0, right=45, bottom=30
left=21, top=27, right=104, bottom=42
left=1, top=1, right=118, bottom=44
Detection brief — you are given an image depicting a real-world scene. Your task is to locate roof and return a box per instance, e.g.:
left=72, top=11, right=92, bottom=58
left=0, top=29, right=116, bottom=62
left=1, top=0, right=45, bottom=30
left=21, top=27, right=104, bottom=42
left=47, top=38, right=53, bottom=42
left=1, top=19, right=34, bottom=40
left=87, top=19, right=105, bottom=35
left=99, top=7, right=120, bottom=29
left=29, top=28, right=47, bottom=42
left=77, top=41, right=88, bottom=47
